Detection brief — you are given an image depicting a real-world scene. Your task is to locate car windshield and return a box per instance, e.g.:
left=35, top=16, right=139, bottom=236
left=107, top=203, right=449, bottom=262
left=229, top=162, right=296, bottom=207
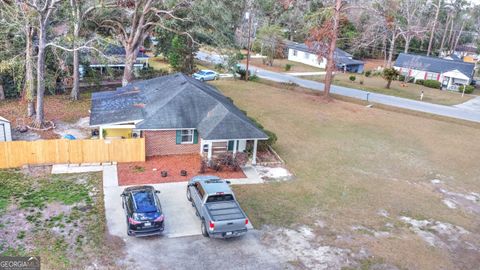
left=206, top=194, right=234, bottom=203
left=198, top=71, right=207, bottom=75
left=132, top=191, right=157, bottom=213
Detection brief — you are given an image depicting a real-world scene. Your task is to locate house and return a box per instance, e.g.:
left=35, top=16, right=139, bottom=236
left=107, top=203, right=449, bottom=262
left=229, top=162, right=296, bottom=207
left=286, top=42, right=364, bottom=73
left=89, top=73, right=268, bottom=164
left=393, top=53, right=475, bottom=91
left=80, top=45, right=149, bottom=77
left=442, top=53, right=463, bottom=62
left=0, top=116, right=12, bottom=142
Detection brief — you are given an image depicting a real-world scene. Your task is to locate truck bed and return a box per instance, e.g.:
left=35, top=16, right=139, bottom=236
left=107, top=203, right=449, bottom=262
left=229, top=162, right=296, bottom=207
left=206, top=201, right=245, bottom=221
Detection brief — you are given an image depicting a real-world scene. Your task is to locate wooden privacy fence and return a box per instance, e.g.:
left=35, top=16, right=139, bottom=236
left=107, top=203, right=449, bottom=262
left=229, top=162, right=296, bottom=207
left=0, top=138, right=145, bottom=169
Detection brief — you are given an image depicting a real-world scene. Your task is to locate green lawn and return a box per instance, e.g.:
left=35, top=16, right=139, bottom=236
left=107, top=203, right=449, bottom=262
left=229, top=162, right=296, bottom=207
left=302, top=73, right=476, bottom=106
left=210, top=79, right=480, bottom=270
left=0, top=170, right=121, bottom=269
left=244, top=58, right=325, bottom=73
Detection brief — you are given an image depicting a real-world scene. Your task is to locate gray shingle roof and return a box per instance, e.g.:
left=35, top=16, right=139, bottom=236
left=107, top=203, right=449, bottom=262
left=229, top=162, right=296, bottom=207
left=286, top=42, right=364, bottom=66
left=89, top=73, right=268, bottom=140
left=394, top=53, right=475, bottom=78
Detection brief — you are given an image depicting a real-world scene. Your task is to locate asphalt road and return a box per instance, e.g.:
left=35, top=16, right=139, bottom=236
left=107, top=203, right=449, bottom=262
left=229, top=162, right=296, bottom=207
left=195, top=51, right=480, bottom=123
left=250, top=67, right=480, bottom=123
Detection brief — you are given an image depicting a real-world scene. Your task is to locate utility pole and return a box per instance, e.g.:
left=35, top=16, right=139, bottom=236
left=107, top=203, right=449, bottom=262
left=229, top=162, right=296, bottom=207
left=245, top=11, right=252, bottom=81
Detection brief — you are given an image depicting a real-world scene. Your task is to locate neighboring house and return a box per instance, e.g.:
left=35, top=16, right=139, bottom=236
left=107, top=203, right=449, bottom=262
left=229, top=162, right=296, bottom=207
left=442, top=53, right=463, bottom=62
left=80, top=45, right=149, bottom=77
left=286, top=42, right=364, bottom=73
left=393, top=53, right=475, bottom=91
left=0, top=117, right=12, bottom=142
left=89, top=73, right=268, bottom=164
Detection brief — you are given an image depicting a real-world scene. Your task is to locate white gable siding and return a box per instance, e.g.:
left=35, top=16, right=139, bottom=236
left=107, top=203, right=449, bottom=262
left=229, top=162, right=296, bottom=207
left=0, top=120, right=12, bottom=142
left=287, top=48, right=327, bottom=68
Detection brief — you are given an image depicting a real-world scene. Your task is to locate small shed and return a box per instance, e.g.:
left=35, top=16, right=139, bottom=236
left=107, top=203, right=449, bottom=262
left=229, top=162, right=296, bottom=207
left=0, top=116, right=12, bottom=142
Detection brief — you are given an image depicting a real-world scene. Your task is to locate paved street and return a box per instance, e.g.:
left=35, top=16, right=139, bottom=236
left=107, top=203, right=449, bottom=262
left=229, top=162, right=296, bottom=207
left=195, top=51, right=480, bottom=123
left=251, top=66, right=480, bottom=123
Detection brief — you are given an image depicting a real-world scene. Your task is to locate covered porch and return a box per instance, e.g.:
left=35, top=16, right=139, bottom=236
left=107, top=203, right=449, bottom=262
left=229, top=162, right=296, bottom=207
left=442, top=70, right=471, bottom=91
left=200, top=138, right=263, bottom=165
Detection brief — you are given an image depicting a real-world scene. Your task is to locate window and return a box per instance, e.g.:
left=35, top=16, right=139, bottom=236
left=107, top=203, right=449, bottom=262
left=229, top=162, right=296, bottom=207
left=425, top=72, right=438, bottom=80
left=293, top=50, right=298, bottom=56
left=181, top=129, right=194, bottom=144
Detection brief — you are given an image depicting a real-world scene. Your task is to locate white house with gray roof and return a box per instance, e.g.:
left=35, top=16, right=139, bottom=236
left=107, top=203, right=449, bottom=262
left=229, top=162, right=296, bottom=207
left=89, top=73, right=268, bottom=164
left=286, top=42, right=365, bottom=73
left=393, top=53, right=475, bottom=91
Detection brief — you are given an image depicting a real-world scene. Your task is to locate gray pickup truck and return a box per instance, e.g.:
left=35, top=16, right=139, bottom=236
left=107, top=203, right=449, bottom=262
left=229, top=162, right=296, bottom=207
left=187, top=176, right=249, bottom=238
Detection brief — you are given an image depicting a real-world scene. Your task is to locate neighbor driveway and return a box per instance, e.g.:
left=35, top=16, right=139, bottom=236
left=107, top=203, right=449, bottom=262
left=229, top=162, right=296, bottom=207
left=101, top=165, right=285, bottom=269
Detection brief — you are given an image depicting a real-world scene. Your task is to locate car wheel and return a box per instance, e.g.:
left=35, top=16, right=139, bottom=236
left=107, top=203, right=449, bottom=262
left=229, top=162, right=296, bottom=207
left=215, top=76, right=219, bottom=80
left=201, top=219, right=209, bottom=237
left=200, top=78, right=204, bottom=82
left=186, top=188, right=192, bottom=202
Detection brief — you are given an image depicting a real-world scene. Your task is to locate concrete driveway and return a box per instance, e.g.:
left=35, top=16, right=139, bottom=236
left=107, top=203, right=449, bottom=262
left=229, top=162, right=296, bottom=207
left=102, top=166, right=284, bottom=269
left=105, top=180, right=202, bottom=238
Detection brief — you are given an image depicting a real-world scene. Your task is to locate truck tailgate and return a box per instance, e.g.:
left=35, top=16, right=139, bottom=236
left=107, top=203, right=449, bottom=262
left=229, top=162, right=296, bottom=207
left=206, top=201, right=246, bottom=232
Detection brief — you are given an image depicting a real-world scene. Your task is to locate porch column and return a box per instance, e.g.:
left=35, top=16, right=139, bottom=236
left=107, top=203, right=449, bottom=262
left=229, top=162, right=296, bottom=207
left=252, top=139, right=258, bottom=165
left=99, top=126, right=104, bottom=139
left=233, top=140, right=237, bottom=157
left=207, top=141, right=212, bottom=161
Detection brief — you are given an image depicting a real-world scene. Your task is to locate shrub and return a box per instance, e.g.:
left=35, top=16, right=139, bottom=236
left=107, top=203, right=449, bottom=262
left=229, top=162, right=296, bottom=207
left=214, top=63, right=224, bottom=71
left=259, top=130, right=278, bottom=151
left=237, top=68, right=252, bottom=80
left=349, top=75, right=356, bottom=82
left=249, top=74, right=260, bottom=82
left=460, top=85, right=475, bottom=94
left=359, top=80, right=364, bottom=85
left=398, top=75, right=405, bottom=81
left=285, top=63, right=293, bottom=71
left=423, top=80, right=441, bottom=89
left=415, top=79, right=424, bottom=85
left=365, top=70, right=372, bottom=77
left=236, top=52, right=245, bottom=61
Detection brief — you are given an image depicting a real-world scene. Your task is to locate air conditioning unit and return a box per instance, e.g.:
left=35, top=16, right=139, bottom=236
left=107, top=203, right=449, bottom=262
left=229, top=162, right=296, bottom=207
left=132, top=130, right=141, bottom=138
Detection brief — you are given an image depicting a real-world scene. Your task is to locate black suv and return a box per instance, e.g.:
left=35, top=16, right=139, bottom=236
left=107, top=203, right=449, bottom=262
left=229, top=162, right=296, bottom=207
left=121, top=186, right=165, bottom=237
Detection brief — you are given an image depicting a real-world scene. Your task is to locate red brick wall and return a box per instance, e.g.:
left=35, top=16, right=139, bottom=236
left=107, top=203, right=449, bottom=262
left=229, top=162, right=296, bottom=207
left=143, top=130, right=199, bottom=156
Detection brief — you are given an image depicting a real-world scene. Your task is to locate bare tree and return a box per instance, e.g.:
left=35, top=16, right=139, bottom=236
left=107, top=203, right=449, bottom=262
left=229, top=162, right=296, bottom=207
left=306, top=0, right=343, bottom=97
left=97, top=0, right=191, bottom=86
left=24, top=0, right=61, bottom=127
left=427, top=0, right=441, bottom=56
left=398, top=0, right=428, bottom=54
left=69, top=0, right=98, bottom=100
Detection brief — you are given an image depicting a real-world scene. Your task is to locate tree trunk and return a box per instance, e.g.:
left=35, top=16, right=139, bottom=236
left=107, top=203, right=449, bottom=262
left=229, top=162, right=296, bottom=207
left=323, top=0, right=342, bottom=97
left=122, top=47, right=139, bottom=86
left=404, top=35, right=411, bottom=53
left=439, top=15, right=450, bottom=53
left=447, top=18, right=455, bottom=53
left=427, top=0, right=441, bottom=56
left=453, top=20, right=465, bottom=52
left=386, top=79, right=392, bottom=89
left=35, top=22, right=47, bottom=127
left=25, top=26, right=36, bottom=117
left=0, top=84, right=5, bottom=100
left=387, top=30, right=397, bottom=67
left=70, top=18, right=81, bottom=100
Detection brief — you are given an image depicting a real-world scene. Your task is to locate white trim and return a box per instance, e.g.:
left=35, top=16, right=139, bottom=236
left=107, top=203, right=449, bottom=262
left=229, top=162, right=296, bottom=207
left=180, top=129, right=194, bottom=144
left=203, top=138, right=268, bottom=142
left=252, top=139, right=258, bottom=165
left=136, top=128, right=196, bottom=131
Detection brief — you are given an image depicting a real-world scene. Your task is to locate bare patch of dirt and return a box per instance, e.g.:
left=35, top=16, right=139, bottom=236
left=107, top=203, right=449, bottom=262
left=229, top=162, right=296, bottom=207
left=399, top=216, right=480, bottom=269
left=260, top=224, right=377, bottom=270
